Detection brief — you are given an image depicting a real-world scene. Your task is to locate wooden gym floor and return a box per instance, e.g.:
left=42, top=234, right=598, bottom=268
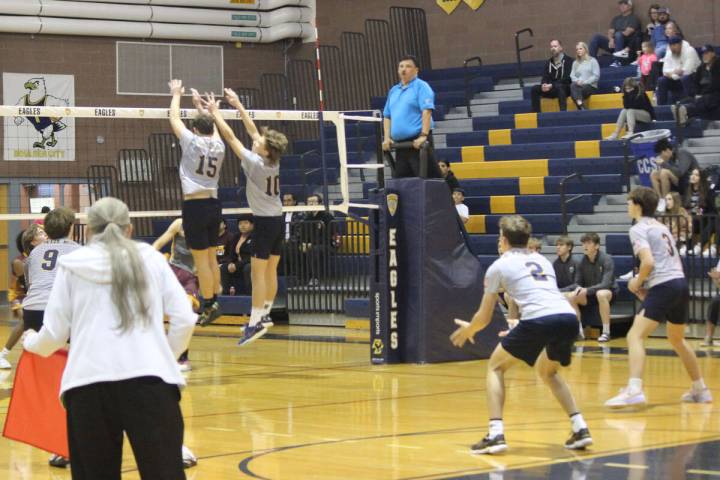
left=1, top=311, right=719, bottom=479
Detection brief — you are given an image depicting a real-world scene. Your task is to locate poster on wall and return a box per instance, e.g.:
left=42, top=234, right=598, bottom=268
left=3, top=73, right=75, bottom=161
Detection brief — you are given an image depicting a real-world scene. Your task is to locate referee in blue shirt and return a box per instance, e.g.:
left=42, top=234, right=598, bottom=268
left=382, top=55, right=438, bottom=178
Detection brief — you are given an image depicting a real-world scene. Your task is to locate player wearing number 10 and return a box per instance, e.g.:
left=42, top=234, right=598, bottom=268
left=205, top=88, right=288, bottom=346
left=450, top=215, right=592, bottom=454
left=168, top=79, right=226, bottom=326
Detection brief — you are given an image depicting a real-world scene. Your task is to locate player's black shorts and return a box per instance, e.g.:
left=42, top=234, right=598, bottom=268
left=501, top=313, right=578, bottom=367
left=252, top=216, right=284, bottom=260
left=182, top=198, right=221, bottom=250
left=641, top=278, right=689, bottom=324
left=23, top=309, right=45, bottom=332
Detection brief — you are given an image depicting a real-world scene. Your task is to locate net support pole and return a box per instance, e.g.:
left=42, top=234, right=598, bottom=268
left=314, top=26, right=331, bottom=213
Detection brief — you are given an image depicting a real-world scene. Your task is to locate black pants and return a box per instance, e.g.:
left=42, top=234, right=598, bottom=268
left=708, top=296, right=720, bottom=326
left=220, top=261, right=252, bottom=294
left=685, top=93, right=720, bottom=120
left=530, top=82, right=570, bottom=112
left=23, top=309, right=44, bottom=332
left=393, top=134, right=440, bottom=178
left=64, top=376, right=185, bottom=480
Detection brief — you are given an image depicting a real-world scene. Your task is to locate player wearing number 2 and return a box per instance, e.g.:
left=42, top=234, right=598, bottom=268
left=204, top=88, right=288, bottom=346
left=168, top=79, right=226, bottom=326
left=605, top=187, right=712, bottom=407
left=451, top=215, right=592, bottom=454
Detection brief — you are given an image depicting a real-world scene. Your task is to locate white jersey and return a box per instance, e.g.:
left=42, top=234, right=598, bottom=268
left=485, top=249, right=576, bottom=320
left=23, top=238, right=80, bottom=311
left=239, top=146, right=282, bottom=217
left=178, top=129, right=226, bottom=197
left=629, top=217, right=685, bottom=288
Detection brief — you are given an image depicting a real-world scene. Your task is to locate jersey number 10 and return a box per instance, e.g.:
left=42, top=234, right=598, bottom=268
left=265, top=175, right=280, bottom=196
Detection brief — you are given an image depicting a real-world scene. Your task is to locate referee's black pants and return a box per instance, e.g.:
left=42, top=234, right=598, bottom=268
left=64, top=376, right=185, bottom=480
left=393, top=133, right=440, bottom=178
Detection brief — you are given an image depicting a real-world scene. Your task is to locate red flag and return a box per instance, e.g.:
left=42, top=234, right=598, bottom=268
left=3, top=350, right=69, bottom=458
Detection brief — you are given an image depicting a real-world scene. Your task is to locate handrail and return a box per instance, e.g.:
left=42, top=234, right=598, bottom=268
left=514, top=28, right=534, bottom=88
left=559, top=172, right=583, bottom=236
left=621, top=133, right=644, bottom=193
left=385, top=140, right=432, bottom=178
left=463, top=56, right=483, bottom=118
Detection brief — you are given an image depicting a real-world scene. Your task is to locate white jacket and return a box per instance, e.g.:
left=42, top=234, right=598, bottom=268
left=663, top=40, right=701, bottom=77
left=23, top=241, right=197, bottom=397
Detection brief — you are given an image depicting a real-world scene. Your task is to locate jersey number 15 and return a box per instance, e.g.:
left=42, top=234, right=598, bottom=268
left=195, top=155, right=218, bottom=178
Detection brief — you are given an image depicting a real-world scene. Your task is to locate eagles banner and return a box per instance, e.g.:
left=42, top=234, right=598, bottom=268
left=3, top=73, right=75, bottom=161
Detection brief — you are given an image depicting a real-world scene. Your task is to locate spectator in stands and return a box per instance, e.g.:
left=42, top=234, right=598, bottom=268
left=382, top=55, right=439, bottom=178
left=703, top=261, right=720, bottom=346
left=530, top=39, right=574, bottom=113
left=663, top=191, right=692, bottom=254
left=300, top=194, right=336, bottom=285
left=637, top=42, right=658, bottom=90
left=589, top=0, right=641, bottom=65
left=216, top=218, right=235, bottom=268
left=526, top=237, right=542, bottom=253
left=33, top=205, right=50, bottom=226
left=651, top=138, right=699, bottom=211
left=221, top=215, right=254, bottom=295
left=282, top=193, right=299, bottom=241
left=453, top=188, right=469, bottom=224
left=674, top=45, right=720, bottom=125
left=553, top=236, right=578, bottom=292
left=570, top=43, right=600, bottom=110
left=567, top=233, right=617, bottom=343
left=437, top=159, right=460, bottom=191
left=657, top=36, right=700, bottom=105
left=643, top=4, right=661, bottom=41
left=683, top=168, right=716, bottom=257
left=606, top=77, right=655, bottom=140
left=652, top=12, right=679, bottom=61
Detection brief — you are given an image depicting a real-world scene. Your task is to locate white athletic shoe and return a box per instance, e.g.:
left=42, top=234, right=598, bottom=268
left=182, top=445, right=198, bottom=468
left=681, top=388, right=713, bottom=403
left=605, top=388, right=647, bottom=408
left=619, top=270, right=634, bottom=280
left=613, top=50, right=630, bottom=58
left=178, top=361, right=192, bottom=373
left=656, top=198, right=666, bottom=213
left=597, top=333, right=611, bottom=343
left=0, top=356, right=11, bottom=370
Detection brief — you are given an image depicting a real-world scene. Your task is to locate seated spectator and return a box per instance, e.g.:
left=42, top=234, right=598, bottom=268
left=589, top=0, right=641, bottom=64
left=531, top=39, right=574, bottom=112
left=553, top=236, right=578, bottom=292
left=452, top=188, right=469, bottom=224
left=651, top=11, right=679, bottom=60
left=221, top=215, right=254, bottom=295
left=674, top=45, right=720, bottom=125
left=651, top=138, right=699, bottom=211
left=704, top=260, right=720, bottom=346
left=299, top=194, right=336, bottom=285
left=570, top=43, right=600, bottom=110
left=637, top=41, right=658, bottom=90
left=526, top=237, right=542, bottom=253
left=643, top=3, right=661, bottom=41
left=656, top=36, right=701, bottom=105
left=566, top=233, right=618, bottom=343
left=683, top=168, right=716, bottom=257
left=282, top=193, right=300, bottom=241
left=606, top=77, right=655, bottom=140
left=662, top=191, right=692, bottom=254
left=437, top=159, right=460, bottom=191
left=215, top=218, right=235, bottom=267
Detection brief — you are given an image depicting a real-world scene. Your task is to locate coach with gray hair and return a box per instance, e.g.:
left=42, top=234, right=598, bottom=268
left=382, top=55, right=439, bottom=178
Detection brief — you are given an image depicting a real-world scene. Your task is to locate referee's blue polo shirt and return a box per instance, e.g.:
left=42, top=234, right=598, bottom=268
left=383, top=76, right=435, bottom=141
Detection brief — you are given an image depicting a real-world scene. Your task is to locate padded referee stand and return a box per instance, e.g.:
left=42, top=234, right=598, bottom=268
left=370, top=178, right=507, bottom=364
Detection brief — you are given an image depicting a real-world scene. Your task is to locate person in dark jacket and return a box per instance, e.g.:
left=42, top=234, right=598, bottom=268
left=437, top=159, right=460, bottom=191
left=553, top=236, right=579, bottom=292
left=220, top=215, right=254, bottom=294
left=567, top=233, right=618, bottom=343
left=674, top=45, right=720, bottom=124
left=530, top=39, right=574, bottom=112
left=606, top=77, right=655, bottom=140
left=651, top=138, right=699, bottom=211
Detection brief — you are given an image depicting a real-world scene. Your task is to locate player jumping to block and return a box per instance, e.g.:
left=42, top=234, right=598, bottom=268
left=451, top=215, right=592, bottom=454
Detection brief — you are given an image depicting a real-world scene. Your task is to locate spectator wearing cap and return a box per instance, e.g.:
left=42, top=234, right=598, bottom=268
left=674, top=45, right=720, bottom=125
left=452, top=188, right=469, bottom=224
left=589, top=0, right=641, bottom=64
left=531, top=39, right=574, bottom=112
left=657, top=36, right=701, bottom=105
left=651, top=8, right=679, bottom=59
left=437, top=159, right=460, bottom=191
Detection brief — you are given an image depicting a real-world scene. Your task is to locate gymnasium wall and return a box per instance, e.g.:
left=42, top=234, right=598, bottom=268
left=310, top=0, right=719, bottom=69
left=0, top=34, right=286, bottom=179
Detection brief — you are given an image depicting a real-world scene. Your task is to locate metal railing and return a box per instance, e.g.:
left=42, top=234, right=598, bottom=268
left=559, top=172, right=584, bottom=235
left=463, top=56, right=483, bottom=118
left=514, top=28, right=534, bottom=88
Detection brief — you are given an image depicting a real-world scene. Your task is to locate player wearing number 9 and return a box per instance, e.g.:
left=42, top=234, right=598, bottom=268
left=22, top=207, right=80, bottom=333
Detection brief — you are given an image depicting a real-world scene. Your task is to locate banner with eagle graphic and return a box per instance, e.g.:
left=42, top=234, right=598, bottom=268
left=3, top=73, right=75, bottom=161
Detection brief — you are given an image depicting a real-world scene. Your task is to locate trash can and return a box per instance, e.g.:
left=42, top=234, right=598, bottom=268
left=630, top=129, right=672, bottom=187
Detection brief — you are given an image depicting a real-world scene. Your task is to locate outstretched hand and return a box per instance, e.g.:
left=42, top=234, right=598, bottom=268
left=190, top=88, right=204, bottom=110
left=450, top=318, right=476, bottom=348
left=169, top=79, right=184, bottom=96
left=224, top=88, right=242, bottom=109
left=200, top=92, right=221, bottom=113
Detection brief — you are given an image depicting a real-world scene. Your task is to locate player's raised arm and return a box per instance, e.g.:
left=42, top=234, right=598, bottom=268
left=203, top=93, right=245, bottom=155
left=168, top=79, right=187, bottom=139
left=191, top=88, right=221, bottom=141
left=224, top=88, right=260, bottom=141
left=152, top=218, right=183, bottom=252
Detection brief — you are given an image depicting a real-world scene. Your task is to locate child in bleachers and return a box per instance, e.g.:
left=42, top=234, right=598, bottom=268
left=606, top=77, right=655, bottom=140
left=527, top=237, right=542, bottom=253
left=638, top=41, right=658, bottom=91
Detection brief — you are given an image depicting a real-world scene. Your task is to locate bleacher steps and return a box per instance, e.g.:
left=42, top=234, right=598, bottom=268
left=574, top=213, right=632, bottom=225
left=444, top=104, right=499, bottom=119
left=686, top=136, right=720, bottom=148
left=568, top=223, right=631, bottom=233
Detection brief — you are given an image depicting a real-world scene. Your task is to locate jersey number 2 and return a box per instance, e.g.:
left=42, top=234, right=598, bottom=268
left=195, top=155, right=218, bottom=178
left=525, top=262, right=548, bottom=282
left=265, top=175, right=280, bottom=196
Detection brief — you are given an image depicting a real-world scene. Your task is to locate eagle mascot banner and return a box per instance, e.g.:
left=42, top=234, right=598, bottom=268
left=3, top=73, right=75, bottom=161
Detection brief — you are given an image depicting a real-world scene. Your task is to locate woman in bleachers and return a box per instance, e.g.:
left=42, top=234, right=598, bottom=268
left=606, top=77, right=655, bottom=140
left=570, top=42, right=600, bottom=110
left=644, top=4, right=661, bottom=41
left=683, top=168, right=716, bottom=256
left=662, top=191, right=692, bottom=255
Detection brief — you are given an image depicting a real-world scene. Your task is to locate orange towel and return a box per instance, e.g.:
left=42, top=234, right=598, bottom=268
left=3, top=350, right=69, bottom=458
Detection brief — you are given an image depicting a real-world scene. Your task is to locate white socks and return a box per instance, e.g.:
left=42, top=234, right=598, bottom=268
left=0, top=347, right=9, bottom=357
left=488, top=419, right=504, bottom=438
left=602, top=324, right=611, bottom=335
left=628, top=377, right=643, bottom=393
left=570, top=413, right=587, bottom=433
left=693, top=378, right=707, bottom=392
left=249, top=308, right=263, bottom=327
left=263, top=301, right=273, bottom=316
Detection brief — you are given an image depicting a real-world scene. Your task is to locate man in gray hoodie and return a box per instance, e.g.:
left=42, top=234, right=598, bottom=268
left=651, top=138, right=699, bottom=212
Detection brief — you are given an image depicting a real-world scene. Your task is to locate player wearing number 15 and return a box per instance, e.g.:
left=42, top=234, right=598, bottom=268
left=168, top=79, right=226, bottom=327
left=22, top=207, right=80, bottom=333
left=450, top=215, right=591, bottom=454
left=205, top=88, right=288, bottom=345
